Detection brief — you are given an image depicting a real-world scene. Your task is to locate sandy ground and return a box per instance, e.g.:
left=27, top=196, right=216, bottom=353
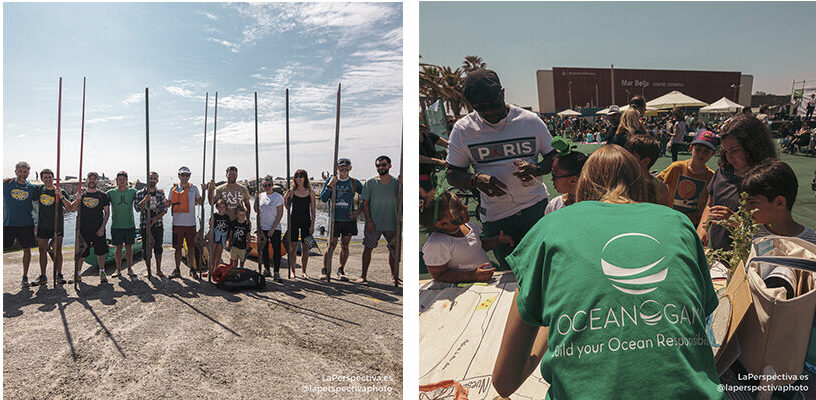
left=3, top=243, right=402, bottom=400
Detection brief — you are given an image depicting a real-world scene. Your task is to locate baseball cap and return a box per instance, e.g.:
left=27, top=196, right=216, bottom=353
left=337, top=158, right=351, bottom=166
left=116, top=170, right=128, bottom=178
left=178, top=166, right=191, bottom=175
left=463, top=69, right=502, bottom=105
left=87, top=171, right=99, bottom=178
left=691, top=130, right=717, bottom=150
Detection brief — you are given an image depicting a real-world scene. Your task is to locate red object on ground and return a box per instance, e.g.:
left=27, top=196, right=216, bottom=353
left=212, top=263, right=233, bottom=283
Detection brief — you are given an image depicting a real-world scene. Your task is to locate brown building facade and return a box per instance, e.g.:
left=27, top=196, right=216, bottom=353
left=536, top=67, right=753, bottom=113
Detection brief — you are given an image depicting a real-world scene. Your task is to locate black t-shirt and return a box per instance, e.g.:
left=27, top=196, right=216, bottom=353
left=229, top=219, right=251, bottom=250
left=213, top=213, right=231, bottom=233
left=35, top=186, right=70, bottom=231
left=420, top=132, right=441, bottom=176
left=79, top=190, right=110, bottom=232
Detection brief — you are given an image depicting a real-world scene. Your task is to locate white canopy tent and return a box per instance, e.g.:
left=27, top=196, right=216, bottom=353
left=619, top=104, right=658, bottom=112
left=557, top=109, right=582, bottom=117
left=646, top=90, right=708, bottom=109
left=699, top=97, right=744, bottom=113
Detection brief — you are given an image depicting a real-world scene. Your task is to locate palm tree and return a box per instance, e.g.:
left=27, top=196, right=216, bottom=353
left=461, top=56, right=486, bottom=73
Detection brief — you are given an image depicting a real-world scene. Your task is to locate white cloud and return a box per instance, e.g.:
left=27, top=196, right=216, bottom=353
left=123, top=92, right=144, bottom=104
left=208, top=37, right=240, bottom=53
left=199, top=11, right=217, bottom=21
left=86, top=115, right=131, bottom=125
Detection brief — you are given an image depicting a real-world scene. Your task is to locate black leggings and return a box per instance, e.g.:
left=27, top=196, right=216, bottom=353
left=671, top=143, right=684, bottom=162
left=260, top=229, right=281, bottom=273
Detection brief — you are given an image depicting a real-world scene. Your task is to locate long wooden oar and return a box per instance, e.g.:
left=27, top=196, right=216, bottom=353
left=254, top=91, right=266, bottom=276
left=395, top=131, right=402, bottom=286
left=285, top=88, right=293, bottom=277
left=209, top=92, right=218, bottom=283
left=327, top=83, right=341, bottom=280
left=197, top=92, right=208, bottom=281
left=53, top=77, right=62, bottom=287
left=73, top=77, right=87, bottom=290
left=144, top=88, right=152, bottom=278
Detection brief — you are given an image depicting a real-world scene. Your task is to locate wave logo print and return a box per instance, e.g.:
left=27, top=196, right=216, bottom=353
left=600, top=233, right=667, bottom=295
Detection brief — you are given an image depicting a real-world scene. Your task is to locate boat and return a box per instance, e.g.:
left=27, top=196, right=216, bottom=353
left=83, top=233, right=144, bottom=267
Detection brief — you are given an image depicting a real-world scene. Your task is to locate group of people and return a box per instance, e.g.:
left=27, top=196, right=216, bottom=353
left=4, top=156, right=401, bottom=288
left=419, top=69, right=813, bottom=397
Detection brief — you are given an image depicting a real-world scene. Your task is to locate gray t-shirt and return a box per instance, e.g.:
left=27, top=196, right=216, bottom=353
left=361, top=175, right=399, bottom=232
left=707, top=166, right=741, bottom=251
left=167, top=184, right=200, bottom=227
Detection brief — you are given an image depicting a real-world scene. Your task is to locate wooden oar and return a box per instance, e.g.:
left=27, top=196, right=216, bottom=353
left=254, top=91, right=266, bottom=276
left=144, top=88, right=152, bottom=278
left=209, top=92, right=218, bottom=283
left=285, top=88, right=293, bottom=278
left=73, top=77, right=87, bottom=290
left=326, top=84, right=341, bottom=280
left=196, top=92, right=208, bottom=281
left=395, top=131, right=402, bottom=286
left=52, top=77, right=62, bottom=287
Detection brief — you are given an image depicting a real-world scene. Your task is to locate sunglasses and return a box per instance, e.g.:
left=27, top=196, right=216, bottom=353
left=471, top=93, right=504, bottom=112
left=375, top=163, right=389, bottom=168
left=551, top=173, right=576, bottom=180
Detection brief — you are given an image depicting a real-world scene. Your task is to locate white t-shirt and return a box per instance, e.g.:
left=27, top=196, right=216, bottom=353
left=446, top=105, right=554, bottom=222
left=258, top=192, right=284, bottom=231
left=422, top=222, right=490, bottom=272
left=755, top=225, right=816, bottom=289
left=544, top=194, right=566, bottom=216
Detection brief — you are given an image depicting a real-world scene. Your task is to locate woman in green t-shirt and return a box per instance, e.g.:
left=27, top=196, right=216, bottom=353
left=493, top=145, right=723, bottom=400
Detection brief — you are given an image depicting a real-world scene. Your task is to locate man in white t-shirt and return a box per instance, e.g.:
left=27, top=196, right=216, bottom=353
left=445, top=69, right=557, bottom=268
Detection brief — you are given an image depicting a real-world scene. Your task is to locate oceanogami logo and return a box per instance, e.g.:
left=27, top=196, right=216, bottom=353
left=468, top=137, right=536, bottom=163
left=601, top=233, right=667, bottom=295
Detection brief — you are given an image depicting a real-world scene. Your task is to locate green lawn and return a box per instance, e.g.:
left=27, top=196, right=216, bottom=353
left=419, top=140, right=816, bottom=278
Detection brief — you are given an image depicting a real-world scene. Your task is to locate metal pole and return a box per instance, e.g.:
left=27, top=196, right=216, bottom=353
left=285, top=88, right=292, bottom=277
left=254, top=91, right=265, bottom=276
left=197, top=92, right=208, bottom=280
left=610, top=64, right=615, bottom=106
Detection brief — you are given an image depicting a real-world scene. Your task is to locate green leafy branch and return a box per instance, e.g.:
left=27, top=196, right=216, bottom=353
left=704, top=192, right=759, bottom=273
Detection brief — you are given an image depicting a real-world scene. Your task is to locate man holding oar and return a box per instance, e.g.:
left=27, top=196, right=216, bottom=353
left=107, top=171, right=137, bottom=278
left=3, top=161, right=40, bottom=288
left=209, top=166, right=250, bottom=221
left=320, top=157, right=362, bottom=281
left=33, top=168, right=72, bottom=285
left=72, top=172, right=110, bottom=283
left=135, top=171, right=167, bottom=277
left=169, top=166, right=202, bottom=279
left=358, top=156, right=400, bottom=285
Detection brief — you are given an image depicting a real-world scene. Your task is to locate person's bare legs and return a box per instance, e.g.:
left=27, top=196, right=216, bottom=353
left=97, top=254, right=106, bottom=281
left=388, top=248, right=399, bottom=285
left=357, top=246, right=373, bottom=283
left=37, top=238, right=49, bottom=278
left=114, top=244, right=123, bottom=276
left=22, top=248, right=31, bottom=279
left=300, top=241, right=309, bottom=278
left=125, top=244, right=133, bottom=276
left=288, top=241, right=298, bottom=278
left=339, top=235, right=351, bottom=274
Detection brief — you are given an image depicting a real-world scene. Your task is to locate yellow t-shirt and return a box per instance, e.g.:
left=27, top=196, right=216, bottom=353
left=656, top=159, right=714, bottom=227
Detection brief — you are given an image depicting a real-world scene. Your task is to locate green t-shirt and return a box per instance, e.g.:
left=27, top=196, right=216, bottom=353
left=361, top=175, right=399, bottom=232
left=507, top=201, right=723, bottom=400
left=106, top=187, right=137, bottom=229
left=34, top=185, right=70, bottom=231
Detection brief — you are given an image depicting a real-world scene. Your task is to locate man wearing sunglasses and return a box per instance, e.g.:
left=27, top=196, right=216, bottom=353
left=72, top=172, right=110, bottom=283
left=446, top=69, right=557, bottom=268
left=320, top=157, right=362, bottom=282
left=170, top=166, right=203, bottom=279
left=358, top=155, right=400, bottom=286
left=107, top=171, right=138, bottom=278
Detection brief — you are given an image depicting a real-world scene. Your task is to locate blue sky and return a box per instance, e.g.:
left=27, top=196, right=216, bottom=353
left=421, top=2, right=816, bottom=110
left=4, top=2, right=402, bottom=183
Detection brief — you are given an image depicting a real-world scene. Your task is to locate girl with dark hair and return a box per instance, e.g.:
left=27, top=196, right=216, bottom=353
left=493, top=144, right=722, bottom=399
left=544, top=150, right=588, bottom=215
left=285, top=169, right=316, bottom=279
left=697, top=114, right=777, bottom=251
